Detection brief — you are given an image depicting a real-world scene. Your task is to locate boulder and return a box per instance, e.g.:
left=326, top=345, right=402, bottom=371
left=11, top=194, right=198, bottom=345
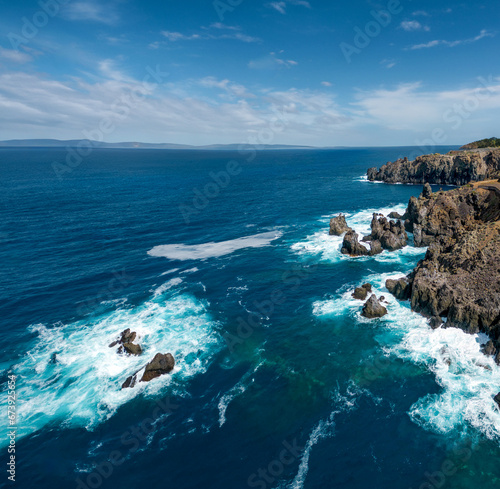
left=122, top=353, right=175, bottom=389
left=329, top=214, right=350, bottom=236
left=370, top=214, right=408, bottom=252
left=421, top=183, right=433, bottom=199
left=369, top=240, right=383, bottom=256
left=388, top=211, right=403, bottom=219
left=352, top=287, right=368, bottom=301
left=110, top=328, right=142, bottom=356
left=362, top=283, right=372, bottom=292
left=362, top=294, right=388, bottom=319
left=385, top=277, right=411, bottom=300
left=341, top=230, right=369, bottom=256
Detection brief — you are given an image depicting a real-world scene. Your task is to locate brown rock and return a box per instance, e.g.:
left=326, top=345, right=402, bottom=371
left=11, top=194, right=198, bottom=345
left=329, top=214, right=350, bottom=236
left=386, top=277, right=411, bottom=300
left=141, top=353, right=175, bottom=382
left=362, top=294, right=388, bottom=319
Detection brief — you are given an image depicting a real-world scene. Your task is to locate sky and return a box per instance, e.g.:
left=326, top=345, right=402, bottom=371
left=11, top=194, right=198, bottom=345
left=0, top=0, right=499, bottom=147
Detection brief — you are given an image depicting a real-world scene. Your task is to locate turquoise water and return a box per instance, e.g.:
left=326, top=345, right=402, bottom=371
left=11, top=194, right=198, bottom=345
left=1, top=147, right=499, bottom=488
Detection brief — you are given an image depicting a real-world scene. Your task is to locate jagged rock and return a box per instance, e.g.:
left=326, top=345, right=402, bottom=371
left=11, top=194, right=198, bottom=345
left=123, top=343, right=143, bottom=355
left=367, top=149, right=500, bottom=185
left=110, top=328, right=142, bottom=356
left=385, top=277, right=411, bottom=300
left=429, top=317, right=443, bottom=330
left=482, top=340, right=497, bottom=357
left=369, top=240, right=383, bottom=256
left=494, top=393, right=500, bottom=410
left=329, top=214, right=350, bottom=236
left=352, top=283, right=372, bottom=301
left=362, top=294, right=388, bottom=319
left=122, top=353, right=175, bottom=389
left=370, top=214, right=408, bottom=251
left=388, top=211, right=403, bottom=219
left=341, top=230, right=370, bottom=256
left=352, top=287, right=368, bottom=300
left=421, top=183, right=433, bottom=199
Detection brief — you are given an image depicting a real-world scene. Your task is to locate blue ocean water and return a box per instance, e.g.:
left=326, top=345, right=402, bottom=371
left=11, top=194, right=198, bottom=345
left=1, top=147, right=500, bottom=489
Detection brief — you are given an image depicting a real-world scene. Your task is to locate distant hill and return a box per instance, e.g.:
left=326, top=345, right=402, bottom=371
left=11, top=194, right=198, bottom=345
left=460, top=138, right=500, bottom=150
left=0, top=139, right=317, bottom=150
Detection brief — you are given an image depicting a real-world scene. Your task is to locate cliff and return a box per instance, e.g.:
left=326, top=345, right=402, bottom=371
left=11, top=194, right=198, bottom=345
left=367, top=149, right=500, bottom=185
left=398, top=183, right=500, bottom=362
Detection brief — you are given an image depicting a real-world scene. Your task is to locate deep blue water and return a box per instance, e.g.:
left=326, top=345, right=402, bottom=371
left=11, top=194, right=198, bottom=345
left=1, top=147, right=499, bottom=489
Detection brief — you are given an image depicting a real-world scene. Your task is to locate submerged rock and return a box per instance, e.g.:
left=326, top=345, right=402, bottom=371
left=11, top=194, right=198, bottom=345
left=329, top=214, right=350, bottom=236
left=429, top=316, right=443, bottom=330
left=362, top=294, right=388, bottom=319
left=494, top=393, right=500, bottom=410
left=122, top=353, right=175, bottom=389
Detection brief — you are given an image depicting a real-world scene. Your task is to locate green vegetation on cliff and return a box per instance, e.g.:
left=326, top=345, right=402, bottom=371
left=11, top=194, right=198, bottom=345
left=460, top=137, right=500, bottom=149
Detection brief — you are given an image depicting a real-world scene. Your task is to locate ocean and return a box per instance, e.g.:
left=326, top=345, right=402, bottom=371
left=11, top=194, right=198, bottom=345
left=1, top=147, right=499, bottom=489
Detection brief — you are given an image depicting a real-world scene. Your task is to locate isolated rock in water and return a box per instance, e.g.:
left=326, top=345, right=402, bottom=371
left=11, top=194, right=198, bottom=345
left=370, top=214, right=408, bottom=252
left=110, top=328, right=142, bottom=356
left=329, top=214, right=350, bottom=236
left=352, top=287, right=369, bottom=300
left=429, top=316, right=443, bottom=330
left=362, top=294, right=388, bottom=319
left=385, top=277, right=411, bottom=300
left=422, top=183, right=433, bottom=199
left=362, top=283, right=372, bottom=292
left=122, top=353, right=175, bottom=389
left=123, top=343, right=143, bottom=356
left=341, top=230, right=370, bottom=256
left=388, top=211, right=403, bottom=219
left=141, top=353, right=175, bottom=382
left=369, top=240, right=383, bottom=256
left=494, top=393, right=500, bottom=410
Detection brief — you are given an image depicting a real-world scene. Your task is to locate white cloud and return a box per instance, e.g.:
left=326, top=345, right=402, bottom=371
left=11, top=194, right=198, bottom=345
left=248, top=52, right=298, bottom=69
left=161, top=31, right=201, bottom=41
left=267, top=0, right=311, bottom=15
left=401, top=21, right=430, bottom=32
left=62, top=1, right=118, bottom=24
left=159, top=26, right=260, bottom=43
left=380, top=59, right=396, bottom=69
left=0, top=47, right=32, bottom=64
left=412, top=10, right=429, bottom=16
left=409, top=29, right=495, bottom=50
left=321, top=81, right=332, bottom=87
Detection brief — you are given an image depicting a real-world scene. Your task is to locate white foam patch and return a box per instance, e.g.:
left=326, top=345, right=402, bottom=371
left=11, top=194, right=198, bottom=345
left=148, top=231, right=283, bottom=261
left=1, top=289, right=222, bottom=446
left=291, top=204, right=416, bottom=264
left=313, top=272, right=500, bottom=442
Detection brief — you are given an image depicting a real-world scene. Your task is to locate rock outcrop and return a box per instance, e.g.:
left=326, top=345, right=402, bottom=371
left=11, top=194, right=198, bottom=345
left=330, top=214, right=350, bottom=236
left=341, top=230, right=370, bottom=256
left=385, top=277, right=411, bottom=300
left=399, top=183, right=500, bottom=360
left=122, top=353, right=175, bottom=389
left=367, top=149, right=500, bottom=185
left=494, top=392, right=500, bottom=410
left=362, top=295, right=388, bottom=319
left=109, top=328, right=143, bottom=356
left=369, top=214, right=408, bottom=251
left=352, top=283, right=372, bottom=300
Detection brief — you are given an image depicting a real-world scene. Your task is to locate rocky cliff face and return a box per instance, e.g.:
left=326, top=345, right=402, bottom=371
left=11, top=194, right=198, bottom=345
left=394, top=183, right=500, bottom=363
left=367, top=149, right=500, bottom=185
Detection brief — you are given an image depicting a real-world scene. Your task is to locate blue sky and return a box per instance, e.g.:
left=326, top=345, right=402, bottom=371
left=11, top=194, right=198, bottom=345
left=0, top=0, right=499, bottom=146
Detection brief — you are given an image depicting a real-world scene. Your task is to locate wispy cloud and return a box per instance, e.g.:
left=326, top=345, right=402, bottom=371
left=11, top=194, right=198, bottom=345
left=380, top=58, right=396, bottom=69
left=267, top=0, right=311, bottom=15
left=248, top=52, right=298, bottom=69
left=409, top=29, right=495, bottom=50
left=159, top=24, right=260, bottom=44
left=0, top=47, right=32, bottom=64
left=321, top=81, right=332, bottom=87
left=62, top=1, right=118, bottom=24
left=401, top=20, right=430, bottom=32
left=412, top=10, right=429, bottom=17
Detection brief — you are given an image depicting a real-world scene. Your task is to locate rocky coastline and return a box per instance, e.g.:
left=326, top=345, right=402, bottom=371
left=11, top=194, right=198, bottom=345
left=332, top=147, right=500, bottom=407
left=367, top=148, right=500, bottom=185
